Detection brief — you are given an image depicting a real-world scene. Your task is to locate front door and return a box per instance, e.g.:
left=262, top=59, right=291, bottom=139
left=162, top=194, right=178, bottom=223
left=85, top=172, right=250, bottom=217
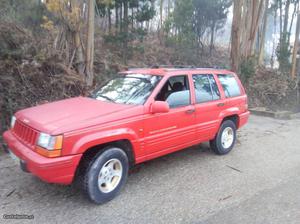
left=143, top=75, right=196, bottom=157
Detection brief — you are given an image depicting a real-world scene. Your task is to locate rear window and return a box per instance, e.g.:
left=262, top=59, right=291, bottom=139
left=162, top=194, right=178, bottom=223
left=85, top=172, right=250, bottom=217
left=217, top=74, right=241, bottom=98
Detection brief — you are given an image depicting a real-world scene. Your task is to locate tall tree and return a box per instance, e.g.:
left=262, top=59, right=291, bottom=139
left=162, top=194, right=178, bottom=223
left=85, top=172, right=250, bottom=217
left=86, top=0, right=95, bottom=86
left=231, top=0, right=265, bottom=71
left=258, top=0, right=270, bottom=65
left=291, top=10, right=300, bottom=78
left=230, top=0, right=243, bottom=72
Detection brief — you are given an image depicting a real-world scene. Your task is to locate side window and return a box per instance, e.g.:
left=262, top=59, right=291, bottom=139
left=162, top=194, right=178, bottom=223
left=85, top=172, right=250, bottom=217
left=217, top=74, right=241, bottom=98
left=193, top=74, right=220, bottom=103
left=155, top=75, right=190, bottom=108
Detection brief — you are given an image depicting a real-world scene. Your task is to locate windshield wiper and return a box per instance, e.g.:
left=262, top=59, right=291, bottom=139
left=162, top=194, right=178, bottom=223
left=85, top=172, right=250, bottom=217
left=96, top=94, right=114, bottom=102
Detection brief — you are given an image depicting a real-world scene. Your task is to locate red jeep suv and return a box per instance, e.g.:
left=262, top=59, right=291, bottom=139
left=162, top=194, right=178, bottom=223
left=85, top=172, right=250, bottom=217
left=3, top=67, right=249, bottom=204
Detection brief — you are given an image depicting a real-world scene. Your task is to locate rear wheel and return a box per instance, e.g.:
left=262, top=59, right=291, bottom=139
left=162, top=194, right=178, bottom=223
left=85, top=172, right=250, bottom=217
left=210, top=120, right=236, bottom=155
left=78, top=147, right=129, bottom=204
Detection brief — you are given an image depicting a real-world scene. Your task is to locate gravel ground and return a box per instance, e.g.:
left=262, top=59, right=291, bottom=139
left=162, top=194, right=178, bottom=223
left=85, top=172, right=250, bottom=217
left=1, top=115, right=300, bottom=224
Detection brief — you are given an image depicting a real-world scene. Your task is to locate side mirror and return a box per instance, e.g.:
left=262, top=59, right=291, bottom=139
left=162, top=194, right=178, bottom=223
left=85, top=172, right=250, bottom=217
left=151, top=101, right=170, bottom=114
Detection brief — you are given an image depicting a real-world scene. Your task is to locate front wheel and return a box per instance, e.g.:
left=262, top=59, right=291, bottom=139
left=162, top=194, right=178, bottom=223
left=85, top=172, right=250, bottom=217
left=79, top=147, right=129, bottom=204
left=210, top=120, right=237, bottom=155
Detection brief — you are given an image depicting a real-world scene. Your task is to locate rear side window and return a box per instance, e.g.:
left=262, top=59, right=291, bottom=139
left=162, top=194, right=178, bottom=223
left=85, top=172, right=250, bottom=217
left=217, top=74, right=241, bottom=98
left=193, top=74, right=220, bottom=103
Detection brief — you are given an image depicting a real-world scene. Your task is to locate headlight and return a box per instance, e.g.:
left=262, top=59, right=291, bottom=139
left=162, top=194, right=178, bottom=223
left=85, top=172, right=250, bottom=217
left=36, top=133, right=63, bottom=157
left=37, top=133, right=63, bottom=150
left=10, top=116, right=16, bottom=129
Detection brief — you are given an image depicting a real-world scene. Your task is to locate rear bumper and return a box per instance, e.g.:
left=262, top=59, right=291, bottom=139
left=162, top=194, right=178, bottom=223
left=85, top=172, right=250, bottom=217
left=3, top=130, right=82, bottom=185
left=238, top=111, right=250, bottom=129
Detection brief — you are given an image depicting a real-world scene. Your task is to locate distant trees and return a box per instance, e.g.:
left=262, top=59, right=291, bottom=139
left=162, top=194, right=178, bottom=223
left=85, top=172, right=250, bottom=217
left=166, top=0, right=231, bottom=56
left=231, top=0, right=300, bottom=78
left=95, top=0, right=155, bottom=62
left=273, top=0, right=300, bottom=72
left=291, top=10, right=300, bottom=78
left=3, top=0, right=300, bottom=83
left=44, top=0, right=86, bottom=76
left=0, top=0, right=46, bottom=30
left=230, top=0, right=266, bottom=72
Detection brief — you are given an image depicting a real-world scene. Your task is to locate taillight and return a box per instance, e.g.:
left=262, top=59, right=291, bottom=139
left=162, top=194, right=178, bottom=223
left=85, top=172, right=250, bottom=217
left=244, top=96, right=248, bottom=111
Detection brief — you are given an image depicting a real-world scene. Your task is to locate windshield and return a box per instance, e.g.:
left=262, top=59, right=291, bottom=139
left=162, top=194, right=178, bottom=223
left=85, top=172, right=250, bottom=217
left=90, top=74, right=162, bottom=105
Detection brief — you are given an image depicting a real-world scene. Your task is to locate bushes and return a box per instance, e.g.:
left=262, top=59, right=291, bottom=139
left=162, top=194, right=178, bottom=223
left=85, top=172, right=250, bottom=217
left=0, top=59, right=86, bottom=133
left=240, top=57, right=256, bottom=83
left=246, top=67, right=299, bottom=111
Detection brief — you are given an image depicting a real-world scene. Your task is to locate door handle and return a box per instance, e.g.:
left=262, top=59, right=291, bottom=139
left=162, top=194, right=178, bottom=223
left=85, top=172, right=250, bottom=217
left=217, top=103, right=225, bottom=107
left=186, top=109, right=195, bottom=114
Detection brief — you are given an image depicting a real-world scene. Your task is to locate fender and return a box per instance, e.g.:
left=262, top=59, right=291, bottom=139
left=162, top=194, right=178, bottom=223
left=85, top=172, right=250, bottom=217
left=217, top=106, right=240, bottom=126
left=70, top=128, right=140, bottom=155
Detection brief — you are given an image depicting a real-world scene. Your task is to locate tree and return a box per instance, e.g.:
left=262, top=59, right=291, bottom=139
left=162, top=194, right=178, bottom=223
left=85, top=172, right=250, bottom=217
left=206, top=0, right=231, bottom=55
left=169, top=0, right=231, bottom=55
left=231, top=0, right=266, bottom=71
left=258, top=0, right=270, bottom=65
left=86, top=0, right=95, bottom=86
left=291, top=10, right=300, bottom=78
left=230, top=0, right=243, bottom=72
left=273, top=0, right=299, bottom=71
left=44, top=0, right=85, bottom=74
left=0, top=0, right=46, bottom=31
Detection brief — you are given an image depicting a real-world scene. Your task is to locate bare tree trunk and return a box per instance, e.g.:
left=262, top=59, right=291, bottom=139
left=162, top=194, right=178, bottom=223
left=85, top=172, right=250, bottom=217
left=258, top=0, right=269, bottom=65
left=123, top=0, right=129, bottom=64
left=240, top=0, right=251, bottom=58
left=120, top=3, right=123, bottom=32
left=291, top=11, right=300, bottom=79
left=115, top=5, right=119, bottom=32
left=279, top=0, right=283, bottom=36
left=74, top=31, right=85, bottom=75
left=108, top=7, right=112, bottom=34
left=231, top=0, right=243, bottom=72
left=283, top=0, right=290, bottom=34
left=167, top=0, right=171, bottom=17
left=288, top=2, right=299, bottom=45
left=131, top=7, right=134, bottom=30
left=86, top=0, right=95, bottom=86
left=210, top=22, right=216, bottom=56
left=160, top=0, right=164, bottom=29
left=247, top=0, right=264, bottom=57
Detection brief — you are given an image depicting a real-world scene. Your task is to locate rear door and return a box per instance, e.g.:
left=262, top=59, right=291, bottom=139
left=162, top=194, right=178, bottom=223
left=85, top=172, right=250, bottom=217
left=216, top=73, right=245, bottom=111
left=192, top=74, right=224, bottom=141
left=143, top=75, right=196, bottom=156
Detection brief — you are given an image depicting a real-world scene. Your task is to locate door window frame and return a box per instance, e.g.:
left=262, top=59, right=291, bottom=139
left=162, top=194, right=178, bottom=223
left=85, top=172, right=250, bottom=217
left=153, top=74, right=192, bottom=109
left=192, top=74, right=221, bottom=104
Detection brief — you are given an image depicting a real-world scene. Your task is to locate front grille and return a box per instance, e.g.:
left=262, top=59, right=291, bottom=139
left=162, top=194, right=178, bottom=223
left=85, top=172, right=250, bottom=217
left=12, top=120, right=39, bottom=149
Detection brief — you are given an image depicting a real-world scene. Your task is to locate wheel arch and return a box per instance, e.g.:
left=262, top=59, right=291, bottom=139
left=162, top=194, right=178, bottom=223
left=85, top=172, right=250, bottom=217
left=222, top=114, right=239, bottom=128
left=78, top=139, right=135, bottom=169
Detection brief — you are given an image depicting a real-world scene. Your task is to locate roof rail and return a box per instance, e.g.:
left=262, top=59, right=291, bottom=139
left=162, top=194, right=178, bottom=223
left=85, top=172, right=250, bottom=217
left=127, top=67, right=149, bottom=71
left=151, top=64, right=196, bottom=69
left=127, top=65, right=228, bottom=71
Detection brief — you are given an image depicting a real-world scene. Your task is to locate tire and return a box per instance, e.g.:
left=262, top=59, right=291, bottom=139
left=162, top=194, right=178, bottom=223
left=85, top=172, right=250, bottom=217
left=210, top=120, right=237, bottom=155
left=78, top=146, right=129, bottom=204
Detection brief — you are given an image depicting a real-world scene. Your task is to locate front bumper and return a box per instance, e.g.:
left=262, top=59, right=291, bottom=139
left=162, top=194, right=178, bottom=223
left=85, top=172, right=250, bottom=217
left=3, top=130, right=82, bottom=185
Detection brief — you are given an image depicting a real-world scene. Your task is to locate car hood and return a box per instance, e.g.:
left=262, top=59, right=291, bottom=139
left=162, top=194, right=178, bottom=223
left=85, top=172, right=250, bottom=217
left=15, top=97, right=141, bottom=135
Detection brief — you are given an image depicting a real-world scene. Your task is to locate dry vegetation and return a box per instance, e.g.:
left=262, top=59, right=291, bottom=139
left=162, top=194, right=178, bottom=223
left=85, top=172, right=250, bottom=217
left=0, top=21, right=230, bottom=135
left=0, top=0, right=300, bottom=138
left=246, top=67, right=299, bottom=111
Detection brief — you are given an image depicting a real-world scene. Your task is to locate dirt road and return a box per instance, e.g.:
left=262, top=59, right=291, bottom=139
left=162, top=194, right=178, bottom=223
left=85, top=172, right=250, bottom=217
left=1, top=115, right=300, bottom=224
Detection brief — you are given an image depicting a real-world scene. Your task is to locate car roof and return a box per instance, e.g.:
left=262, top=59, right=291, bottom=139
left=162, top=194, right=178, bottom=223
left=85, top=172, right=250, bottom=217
left=122, top=68, right=235, bottom=76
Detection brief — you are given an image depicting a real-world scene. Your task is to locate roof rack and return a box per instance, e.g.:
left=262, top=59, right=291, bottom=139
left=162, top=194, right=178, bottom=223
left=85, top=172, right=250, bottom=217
left=151, top=65, right=227, bottom=70
left=151, top=65, right=196, bottom=69
left=127, top=65, right=228, bottom=71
